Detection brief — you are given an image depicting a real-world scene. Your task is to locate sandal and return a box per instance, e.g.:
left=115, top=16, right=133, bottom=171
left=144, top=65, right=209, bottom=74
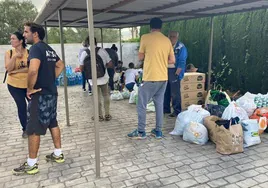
left=91, top=116, right=104, bottom=122
left=104, top=115, right=112, bottom=121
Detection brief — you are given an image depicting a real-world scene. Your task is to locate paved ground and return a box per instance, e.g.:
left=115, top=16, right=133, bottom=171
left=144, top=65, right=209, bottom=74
left=1, top=80, right=268, bottom=188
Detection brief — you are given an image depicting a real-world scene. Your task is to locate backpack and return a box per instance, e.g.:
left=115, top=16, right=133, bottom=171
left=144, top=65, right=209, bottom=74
left=83, top=47, right=106, bottom=79
left=3, top=49, right=29, bottom=83
left=105, top=48, right=118, bottom=67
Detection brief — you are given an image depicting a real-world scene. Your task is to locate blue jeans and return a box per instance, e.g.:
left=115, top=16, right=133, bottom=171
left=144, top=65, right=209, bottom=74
left=125, top=82, right=135, bottom=92
left=164, top=68, right=181, bottom=115
left=8, top=84, right=28, bottom=131
left=82, top=71, right=91, bottom=91
left=137, top=81, right=167, bottom=132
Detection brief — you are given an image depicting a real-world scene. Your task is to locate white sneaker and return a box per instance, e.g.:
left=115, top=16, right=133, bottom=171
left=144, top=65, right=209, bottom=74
left=89, top=92, right=93, bottom=96
left=110, top=91, right=114, bottom=94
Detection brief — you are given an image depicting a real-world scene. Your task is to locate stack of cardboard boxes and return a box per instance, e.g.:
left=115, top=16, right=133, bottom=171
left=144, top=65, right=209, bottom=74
left=181, top=72, right=206, bottom=110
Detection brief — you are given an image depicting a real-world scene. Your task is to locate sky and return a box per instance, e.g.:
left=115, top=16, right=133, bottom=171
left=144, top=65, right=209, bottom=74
left=3, top=0, right=133, bottom=39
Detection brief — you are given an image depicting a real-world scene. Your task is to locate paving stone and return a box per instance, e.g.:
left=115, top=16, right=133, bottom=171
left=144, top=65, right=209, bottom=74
left=208, top=178, right=228, bottom=187
left=253, top=174, right=268, bottom=183
left=240, top=169, right=259, bottom=178
left=146, top=180, right=162, bottom=188
left=175, top=179, right=198, bottom=188
left=157, top=169, right=178, bottom=178
left=194, top=175, right=210, bottom=184
left=224, top=174, right=246, bottom=183
left=236, top=178, right=258, bottom=188
left=124, top=177, right=146, bottom=186
left=160, top=175, right=181, bottom=185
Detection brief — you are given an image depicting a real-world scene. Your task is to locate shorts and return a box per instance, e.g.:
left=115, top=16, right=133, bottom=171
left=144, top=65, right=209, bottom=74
left=26, top=94, right=58, bottom=135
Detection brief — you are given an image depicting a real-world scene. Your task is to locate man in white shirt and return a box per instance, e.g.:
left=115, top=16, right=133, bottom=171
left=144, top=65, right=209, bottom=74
left=80, top=37, right=112, bottom=121
left=124, top=62, right=138, bottom=91
left=78, top=42, right=91, bottom=94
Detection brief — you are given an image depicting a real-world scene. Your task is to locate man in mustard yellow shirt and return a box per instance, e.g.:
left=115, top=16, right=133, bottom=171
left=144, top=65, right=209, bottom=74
left=128, top=18, right=175, bottom=139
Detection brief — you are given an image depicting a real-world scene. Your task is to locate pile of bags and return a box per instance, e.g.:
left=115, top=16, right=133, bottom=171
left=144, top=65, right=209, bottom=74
left=170, top=89, right=267, bottom=155
left=110, top=89, right=130, bottom=101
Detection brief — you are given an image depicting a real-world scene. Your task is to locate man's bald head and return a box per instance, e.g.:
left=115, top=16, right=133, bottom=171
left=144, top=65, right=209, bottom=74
left=169, top=31, right=179, bottom=45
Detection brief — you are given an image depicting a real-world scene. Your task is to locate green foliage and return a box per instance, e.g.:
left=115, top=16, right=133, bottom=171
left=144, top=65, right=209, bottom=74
left=123, top=38, right=140, bottom=42
left=47, top=28, right=119, bottom=44
left=0, top=0, right=38, bottom=44
left=140, top=10, right=268, bottom=93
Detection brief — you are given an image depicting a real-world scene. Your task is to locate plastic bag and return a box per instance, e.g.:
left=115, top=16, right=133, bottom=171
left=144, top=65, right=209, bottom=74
left=250, top=108, right=268, bottom=134
left=205, top=104, right=226, bottom=118
left=111, top=90, right=124, bottom=101
left=183, top=122, right=209, bottom=145
left=170, top=105, right=210, bottom=136
left=241, top=119, right=261, bottom=147
left=222, top=102, right=249, bottom=121
left=236, top=92, right=257, bottom=116
left=146, top=101, right=155, bottom=112
left=121, top=88, right=130, bottom=99
left=129, top=91, right=136, bottom=104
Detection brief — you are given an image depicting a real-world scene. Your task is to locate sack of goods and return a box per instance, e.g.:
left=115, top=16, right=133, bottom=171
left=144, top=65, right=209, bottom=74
left=236, top=92, right=257, bottom=116
left=110, top=90, right=124, bottom=101
left=250, top=108, right=268, bottom=134
left=121, top=88, right=130, bottom=99
left=129, top=85, right=139, bottom=104
left=205, top=86, right=231, bottom=107
left=170, top=105, right=210, bottom=136
left=203, top=116, right=222, bottom=144
left=183, top=122, right=209, bottom=145
left=241, top=119, right=261, bottom=147
left=205, top=104, right=226, bottom=118
left=222, top=102, right=249, bottom=121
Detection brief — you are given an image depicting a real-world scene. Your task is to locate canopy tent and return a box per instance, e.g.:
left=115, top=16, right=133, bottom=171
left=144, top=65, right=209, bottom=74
left=34, top=0, right=268, bottom=177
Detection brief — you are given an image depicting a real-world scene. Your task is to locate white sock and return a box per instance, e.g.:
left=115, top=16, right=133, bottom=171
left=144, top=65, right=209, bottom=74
left=54, top=148, right=62, bottom=157
left=27, top=158, right=37, bottom=167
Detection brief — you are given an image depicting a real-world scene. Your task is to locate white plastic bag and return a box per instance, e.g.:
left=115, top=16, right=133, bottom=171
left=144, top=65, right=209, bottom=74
left=222, top=102, right=249, bottom=121
left=111, top=90, right=124, bottom=101
left=241, top=119, right=261, bottom=147
left=121, top=88, right=130, bottom=99
left=170, top=105, right=210, bottom=136
left=183, top=122, right=209, bottom=145
left=236, top=92, right=257, bottom=116
left=129, top=91, right=136, bottom=104
left=146, top=101, right=155, bottom=112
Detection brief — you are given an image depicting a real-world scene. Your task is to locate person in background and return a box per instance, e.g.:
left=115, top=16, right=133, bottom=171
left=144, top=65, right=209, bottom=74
left=186, top=63, right=198, bottom=72
left=111, top=44, right=118, bottom=52
left=80, top=37, right=113, bottom=121
left=12, top=22, right=65, bottom=175
left=127, top=17, right=175, bottom=139
left=114, top=60, right=125, bottom=91
left=105, top=47, right=119, bottom=93
left=79, top=42, right=92, bottom=95
left=4, top=31, right=29, bottom=138
left=124, top=62, right=138, bottom=92
left=164, top=31, right=188, bottom=117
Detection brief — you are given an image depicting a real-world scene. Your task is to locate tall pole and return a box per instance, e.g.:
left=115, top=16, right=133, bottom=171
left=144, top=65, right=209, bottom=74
left=119, top=28, right=122, bottom=61
left=100, top=28, right=104, bottom=48
left=207, top=17, right=214, bottom=91
left=44, top=21, right=48, bottom=44
left=58, top=9, right=70, bottom=127
left=86, top=0, right=100, bottom=177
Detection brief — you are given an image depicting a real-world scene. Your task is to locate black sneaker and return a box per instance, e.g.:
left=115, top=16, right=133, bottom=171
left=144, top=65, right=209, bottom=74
left=169, top=113, right=178, bottom=118
left=22, top=131, right=28, bottom=138
left=12, top=162, right=39, bottom=175
left=46, top=153, right=65, bottom=163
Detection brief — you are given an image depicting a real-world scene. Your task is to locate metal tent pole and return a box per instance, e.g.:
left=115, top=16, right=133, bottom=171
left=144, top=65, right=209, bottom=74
left=44, top=21, right=48, bottom=44
left=119, top=28, right=122, bottom=61
left=207, top=17, right=214, bottom=91
left=100, top=28, right=104, bottom=48
left=58, top=9, right=70, bottom=127
left=86, top=0, right=101, bottom=178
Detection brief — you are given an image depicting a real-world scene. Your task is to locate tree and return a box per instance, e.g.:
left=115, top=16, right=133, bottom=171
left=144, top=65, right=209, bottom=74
left=0, top=0, right=37, bottom=44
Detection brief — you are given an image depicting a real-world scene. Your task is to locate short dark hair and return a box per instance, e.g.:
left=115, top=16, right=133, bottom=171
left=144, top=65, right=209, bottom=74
left=128, top=62, right=134, bottom=69
left=12, top=31, right=27, bottom=48
left=24, top=22, right=45, bottom=40
left=150, top=18, right=162, bottom=29
left=85, top=36, right=97, bottom=46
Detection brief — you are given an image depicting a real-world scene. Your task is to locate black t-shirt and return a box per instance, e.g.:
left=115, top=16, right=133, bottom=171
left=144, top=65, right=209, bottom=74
left=28, top=41, right=60, bottom=95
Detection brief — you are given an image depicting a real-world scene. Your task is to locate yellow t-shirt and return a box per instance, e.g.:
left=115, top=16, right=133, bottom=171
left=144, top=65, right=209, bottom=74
left=139, top=32, right=174, bottom=81
left=6, top=49, right=29, bottom=88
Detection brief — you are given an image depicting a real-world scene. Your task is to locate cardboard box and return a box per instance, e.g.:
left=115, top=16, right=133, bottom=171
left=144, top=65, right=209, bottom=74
left=181, top=91, right=205, bottom=101
left=181, top=99, right=204, bottom=110
left=181, top=82, right=205, bottom=92
left=181, top=72, right=206, bottom=84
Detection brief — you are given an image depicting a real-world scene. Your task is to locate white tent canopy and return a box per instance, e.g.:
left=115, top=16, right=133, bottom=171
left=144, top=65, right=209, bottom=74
left=34, top=0, right=268, bottom=178
left=35, top=0, right=268, bottom=28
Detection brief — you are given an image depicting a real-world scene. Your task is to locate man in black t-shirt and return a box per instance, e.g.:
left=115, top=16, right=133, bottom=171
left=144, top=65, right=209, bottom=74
left=12, top=22, right=65, bottom=176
